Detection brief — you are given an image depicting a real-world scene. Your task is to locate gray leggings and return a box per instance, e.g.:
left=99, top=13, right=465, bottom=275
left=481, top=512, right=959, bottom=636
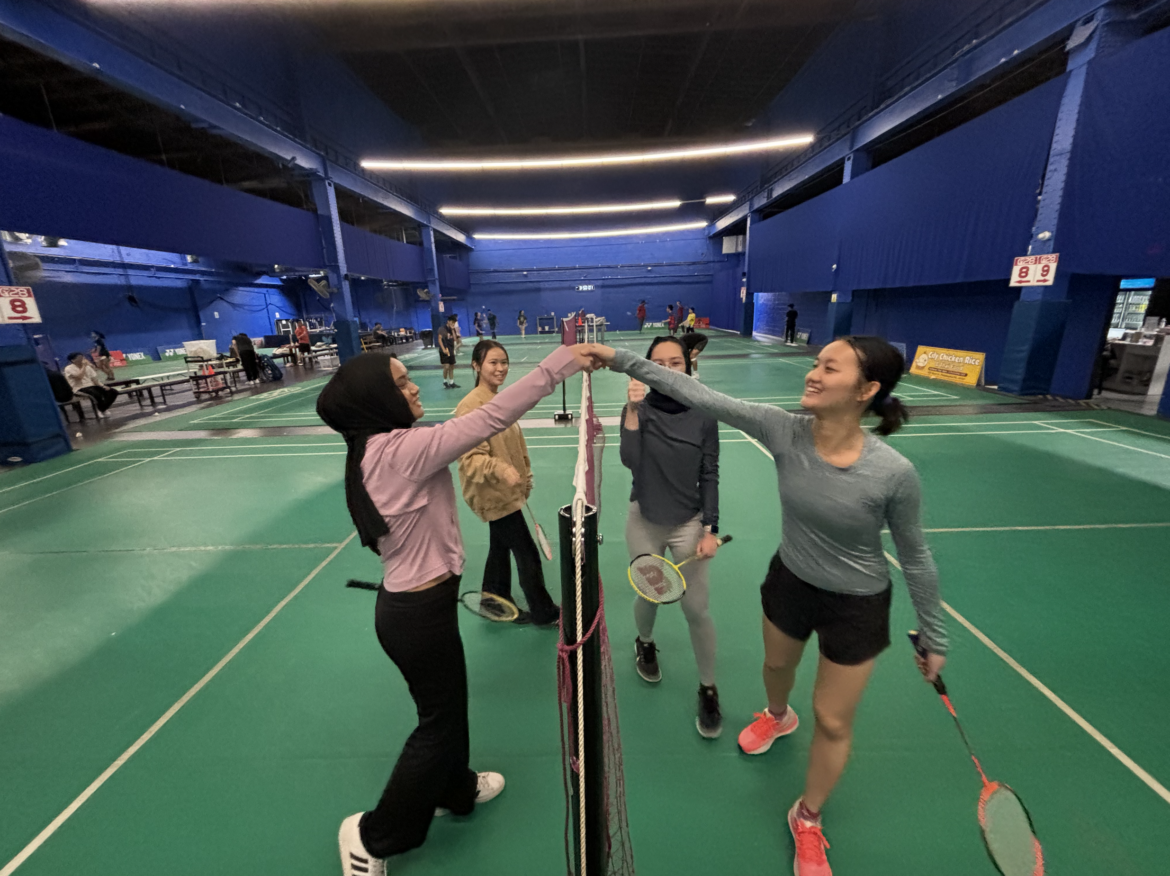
left=626, top=501, right=717, bottom=686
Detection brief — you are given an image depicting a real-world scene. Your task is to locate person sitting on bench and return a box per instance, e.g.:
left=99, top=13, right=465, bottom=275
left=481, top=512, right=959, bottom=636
left=63, top=352, right=119, bottom=418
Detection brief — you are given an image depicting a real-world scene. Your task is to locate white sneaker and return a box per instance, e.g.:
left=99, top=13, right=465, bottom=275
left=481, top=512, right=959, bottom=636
left=435, top=771, right=505, bottom=817
left=338, top=812, right=385, bottom=876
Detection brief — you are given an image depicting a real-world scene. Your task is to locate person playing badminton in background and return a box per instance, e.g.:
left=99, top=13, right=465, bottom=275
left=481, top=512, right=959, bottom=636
left=455, top=340, right=560, bottom=627
left=587, top=337, right=947, bottom=876
left=316, top=342, right=595, bottom=876
left=681, top=331, right=709, bottom=381
left=620, top=336, right=723, bottom=737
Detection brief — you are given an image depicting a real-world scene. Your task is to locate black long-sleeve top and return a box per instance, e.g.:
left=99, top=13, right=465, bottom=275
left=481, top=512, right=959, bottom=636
left=619, top=394, right=719, bottom=530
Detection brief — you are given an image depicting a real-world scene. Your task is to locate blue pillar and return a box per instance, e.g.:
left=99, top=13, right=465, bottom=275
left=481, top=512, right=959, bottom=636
left=999, top=4, right=1135, bottom=395
left=310, top=174, right=360, bottom=362
left=420, top=226, right=444, bottom=347
left=740, top=212, right=758, bottom=337
left=1160, top=376, right=1170, bottom=420
left=825, top=290, right=854, bottom=342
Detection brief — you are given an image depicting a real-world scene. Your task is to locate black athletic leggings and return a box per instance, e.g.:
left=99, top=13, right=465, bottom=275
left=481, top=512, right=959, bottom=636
left=360, top=576, right=478, bottom=858
left=238, top=349, right=260, bottom=381
left=483, top=509, right=558, bottom=622
left=77, top=385, right=118, bottom=412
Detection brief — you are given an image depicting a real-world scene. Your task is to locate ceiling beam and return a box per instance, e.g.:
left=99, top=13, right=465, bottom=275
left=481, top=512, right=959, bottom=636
left=710, top=0, right=1103, bottom=235
left=452, top=44, right=509, bottom=144
left=0, top=0, right=472, bottom=247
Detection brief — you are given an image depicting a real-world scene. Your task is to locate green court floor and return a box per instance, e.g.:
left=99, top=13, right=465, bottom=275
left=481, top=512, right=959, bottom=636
left=2, top=335, right=1168, bottom=876
left=121, top=330, right=1023, bottom=433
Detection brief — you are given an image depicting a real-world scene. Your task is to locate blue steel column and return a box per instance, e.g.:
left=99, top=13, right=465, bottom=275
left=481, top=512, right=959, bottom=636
left=310, top=175, right=360, bottom=361
left=420, top=225, right=444, bottom=347
left=739, top=212, right=758, bottom=337
left=999, top=4, right=1136, bottom=395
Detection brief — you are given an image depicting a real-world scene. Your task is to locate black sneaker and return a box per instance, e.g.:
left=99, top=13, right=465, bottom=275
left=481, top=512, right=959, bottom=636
left=450, top=382, right=461, bottom=389
left=512, top=610, right=532, bottom=625
left=532, top=606, right=561, bottom=628
left=634, top=637, right=661, bottom=683
left=697, top=684, right=722, bottom=739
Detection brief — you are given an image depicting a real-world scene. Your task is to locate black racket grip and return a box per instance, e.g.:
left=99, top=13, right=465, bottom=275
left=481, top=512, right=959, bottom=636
left=908, top=630, right=947, bottom=695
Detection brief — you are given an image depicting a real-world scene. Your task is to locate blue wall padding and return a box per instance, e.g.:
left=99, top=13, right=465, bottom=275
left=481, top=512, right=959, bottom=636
left=998, top=298, right=1071, bottom=395
left=340, top=225, right=425, bottom=283
left=467, top=231, right=738, bottom=333
left=1062, top=27, right=1170, bottom=277
left=1049, top=275, right=1119, bottom=399
left=0, top=115, right=322, bottom=268
left=851, top=281, right=1021, bottom=385
left=749, top=76, right=1065, bottom=294
left=0, top=345, right=71, bottom=465
left=754, top=291, right=832, bottom=343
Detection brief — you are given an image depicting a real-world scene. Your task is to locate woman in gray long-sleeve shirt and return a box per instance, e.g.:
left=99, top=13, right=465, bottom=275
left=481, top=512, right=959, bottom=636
left=620, top=337, right=723, bottom=739
left=589, top=336, right=946, bottom=876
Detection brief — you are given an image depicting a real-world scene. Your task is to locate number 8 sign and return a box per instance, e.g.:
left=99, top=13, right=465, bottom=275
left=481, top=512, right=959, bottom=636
left=0, top=287, right=42, bottom=324
left=1010, top=254, right=1059, bottom=287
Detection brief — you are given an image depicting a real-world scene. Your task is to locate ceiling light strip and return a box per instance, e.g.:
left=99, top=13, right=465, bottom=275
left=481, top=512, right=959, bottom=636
left=474, top=221, right=707, bottom=241
left=363, top=135, right=813, bottom=172
left=440, top=200, right=681, bottom=216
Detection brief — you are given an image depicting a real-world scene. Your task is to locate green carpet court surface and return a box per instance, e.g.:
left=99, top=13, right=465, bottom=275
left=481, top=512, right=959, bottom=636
left=3, top=335, right=1169, bottom=876
left=120, top=330, right=1026, bottom=434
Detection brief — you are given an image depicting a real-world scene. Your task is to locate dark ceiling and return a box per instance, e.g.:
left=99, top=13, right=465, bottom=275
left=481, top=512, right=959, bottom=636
left=318, top=0, right=881, bottom=148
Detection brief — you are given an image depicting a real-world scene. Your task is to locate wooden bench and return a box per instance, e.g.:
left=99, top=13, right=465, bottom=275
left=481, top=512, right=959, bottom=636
left=57, top=394, right=100, bottom=422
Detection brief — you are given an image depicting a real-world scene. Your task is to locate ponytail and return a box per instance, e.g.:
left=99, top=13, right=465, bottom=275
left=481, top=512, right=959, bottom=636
left=843, top=335, right=911, bottom=436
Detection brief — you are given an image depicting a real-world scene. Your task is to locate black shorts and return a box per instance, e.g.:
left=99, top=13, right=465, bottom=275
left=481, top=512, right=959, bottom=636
left=760, top=553, right=891, bottom=666
left=439, top=352, right=456, bottom=366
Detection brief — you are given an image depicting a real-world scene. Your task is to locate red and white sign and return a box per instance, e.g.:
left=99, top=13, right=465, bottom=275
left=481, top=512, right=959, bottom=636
left=0, top=286, right=41, bottom=324
left=1010, top=254, right=1059, bottom=287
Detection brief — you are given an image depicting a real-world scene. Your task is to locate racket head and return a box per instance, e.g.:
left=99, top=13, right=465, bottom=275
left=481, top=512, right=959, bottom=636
left=534, top=522, right=553, bottom=561
left=978, top=782, right=1044, bottom=876
left=459, top=590, right=520, bottom=623
left=627, top=554, right=686, bottom=604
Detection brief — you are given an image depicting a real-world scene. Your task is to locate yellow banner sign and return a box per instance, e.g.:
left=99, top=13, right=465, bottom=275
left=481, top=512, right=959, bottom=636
left=909, top=346, right=985, bottom=386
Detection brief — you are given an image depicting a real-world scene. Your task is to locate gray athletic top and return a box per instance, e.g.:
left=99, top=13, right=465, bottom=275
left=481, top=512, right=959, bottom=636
left=612, top=348, right=947, bottom=654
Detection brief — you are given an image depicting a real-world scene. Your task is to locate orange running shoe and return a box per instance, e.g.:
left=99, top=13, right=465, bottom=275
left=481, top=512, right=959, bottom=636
left=788, top=799, right=832, bottom=876
left=737, top=706, right=799, bottom=754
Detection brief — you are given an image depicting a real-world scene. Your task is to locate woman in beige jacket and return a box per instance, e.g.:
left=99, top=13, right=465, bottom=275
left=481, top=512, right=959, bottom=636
left=455, top=340, right=560, bottom=626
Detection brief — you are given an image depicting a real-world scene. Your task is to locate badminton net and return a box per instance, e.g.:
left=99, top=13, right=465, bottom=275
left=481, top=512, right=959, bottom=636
left=557, top=370, right=632, bottom=876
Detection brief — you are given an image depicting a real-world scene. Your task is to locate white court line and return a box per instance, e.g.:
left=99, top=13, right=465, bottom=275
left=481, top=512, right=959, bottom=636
left=0, top=450, right=181, bottom=516
left=891, top=428, right=1121, bottom=438
left=884, top=549, right=1170, bottom=806
left=133, top=452, right=346, bottom=460
left=1036, top=421, right=1170, bottom=460
left=1082, top=418, right=1170, bottom=442
left=189, top=382, right=323, bottom=423
left=739, top=432, right=1170, bottom=805
left=110, top=442, right=343, bottom=452
left=0, top=533, right=357, bottom=876
left=0, top=452, right=131, bottom=495
left=0, top=542, right=345, bottom=556
left=923, top=522, right=1170, bottom=533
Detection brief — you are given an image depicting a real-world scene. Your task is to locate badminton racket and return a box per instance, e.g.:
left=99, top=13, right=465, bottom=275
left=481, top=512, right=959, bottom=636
left=348, top=579, right=521, bottom=623
left=628, top=534, right=732, bottom=604
left=909, top=631, right=1044, bottom=876
left=525, top=503, right=553, bottom=561
left=460, top=590, right=521, bottom=623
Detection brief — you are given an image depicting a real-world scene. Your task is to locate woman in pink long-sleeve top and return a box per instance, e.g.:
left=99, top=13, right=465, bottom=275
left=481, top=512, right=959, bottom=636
left=318, top=344, right=594, bottom=876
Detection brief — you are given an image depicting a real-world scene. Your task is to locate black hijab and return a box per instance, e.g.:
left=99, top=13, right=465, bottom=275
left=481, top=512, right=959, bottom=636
left=316, top=353, right=415, bottom=554
left=644, top=336, right=691, bottom=414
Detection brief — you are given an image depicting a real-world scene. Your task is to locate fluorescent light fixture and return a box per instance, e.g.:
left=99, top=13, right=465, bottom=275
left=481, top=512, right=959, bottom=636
left=363, top=135, right=814, bottom=172
left=474, top=221, right=708, bottom=241
left=704, top=194, right=736, bottom=205
left=440, top=200, right=681, bottom=216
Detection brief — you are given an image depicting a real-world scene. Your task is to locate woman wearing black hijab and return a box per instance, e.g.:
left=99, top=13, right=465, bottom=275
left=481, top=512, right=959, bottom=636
left=318, top=343, right=595, bottom=876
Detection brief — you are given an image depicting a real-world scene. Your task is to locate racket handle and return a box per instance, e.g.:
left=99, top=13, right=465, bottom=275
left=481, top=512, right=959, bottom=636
left=908, top=631, right=947, bottom=695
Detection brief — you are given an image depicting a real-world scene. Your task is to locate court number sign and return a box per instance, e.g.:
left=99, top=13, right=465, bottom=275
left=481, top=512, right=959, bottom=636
left=1009, top=254, right=1058, bottom=287
left=0, top=286, right=41, bottom=324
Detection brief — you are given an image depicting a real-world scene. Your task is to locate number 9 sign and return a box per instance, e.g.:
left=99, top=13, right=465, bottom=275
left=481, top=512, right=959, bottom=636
left=1010, top=254, right=1059, bottom=287
left=0, top=287, right=42, bottom=324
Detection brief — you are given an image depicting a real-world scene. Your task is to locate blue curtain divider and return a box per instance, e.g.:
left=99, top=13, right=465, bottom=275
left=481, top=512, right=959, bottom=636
left=1061, top=27, right=1170, bottom=277
left=0, top=114, right=322, bottom=268
left=340, top=224, right=426, bottom=284
left=749, top=75, right=1066, bottom=294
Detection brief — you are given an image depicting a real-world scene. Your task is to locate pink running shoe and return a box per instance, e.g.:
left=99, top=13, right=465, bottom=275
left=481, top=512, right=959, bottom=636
left=737, top=706, right=799, bottom=754
left=788, top=800, right=832, bottom=876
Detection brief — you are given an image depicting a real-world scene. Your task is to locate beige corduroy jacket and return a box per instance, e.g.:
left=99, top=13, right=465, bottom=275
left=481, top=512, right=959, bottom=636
left=454, top=382, right=533, bottom=522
